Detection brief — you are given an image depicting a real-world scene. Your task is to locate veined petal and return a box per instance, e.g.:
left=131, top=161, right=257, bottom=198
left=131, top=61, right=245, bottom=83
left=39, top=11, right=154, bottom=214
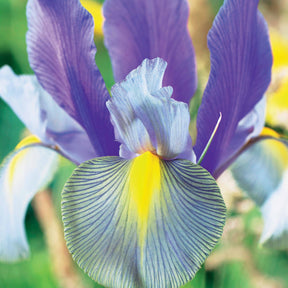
left=0, top=66, right=96, bottom=164
left=231, top=133, right=288, bottom=249
left=107, top=58, right=193, bottom=160
left=62, top=152, right=226, bottom=288
left=0, top=136, right=58, bottom=262
left=103, top=0, right=197, bottom=104
left=214, top=96, right=266, bottom=177
left=195, top=0, right=272, bottom=176
left=26, top=0, right=118, bottom=156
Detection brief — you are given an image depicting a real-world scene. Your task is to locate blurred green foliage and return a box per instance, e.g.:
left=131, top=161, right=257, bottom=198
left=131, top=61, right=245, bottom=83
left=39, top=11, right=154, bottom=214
left=208, top=0, right=223, bottom=13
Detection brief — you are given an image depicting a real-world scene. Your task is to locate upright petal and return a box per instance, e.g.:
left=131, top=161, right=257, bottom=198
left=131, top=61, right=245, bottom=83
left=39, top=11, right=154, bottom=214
left=0, top=66, right=96, bottom=164
left=103, top=0, right=197, bottom=104
left=26, top=0, right=118, bottom=156
left=195, top=0, right=272, bottom=176
left=107, top=58, right=194, bottom=161
left=0, top=136, right=58, bottom=262
left=62, top=152, right=226, bottom=288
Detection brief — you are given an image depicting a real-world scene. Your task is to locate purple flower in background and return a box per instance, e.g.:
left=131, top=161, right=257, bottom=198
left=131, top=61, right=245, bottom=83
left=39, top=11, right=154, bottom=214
left=0, top=0, right=272, bottom=287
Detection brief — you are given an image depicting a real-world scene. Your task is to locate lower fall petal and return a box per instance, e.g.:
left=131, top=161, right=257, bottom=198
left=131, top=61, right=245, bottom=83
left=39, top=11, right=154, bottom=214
left=62, top=152, right=226, bottom=288
left=0, top=136, right=59, bottom=262
left=231, top=134, right=288, bottom=249
left=260, top=171, right=288, bottom=249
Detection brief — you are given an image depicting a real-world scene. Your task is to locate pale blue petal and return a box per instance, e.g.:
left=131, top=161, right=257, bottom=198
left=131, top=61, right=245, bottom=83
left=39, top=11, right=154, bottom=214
left=62, top=153, right=226, bottom=288
left=231, top=137, right=288, bottom=249
left=231, top=138, right=284, bottom=206
left=107, top=58, right=193, bottom=160
left=0, top=66, right=51, bottom=143
left=260, top=176, right=288, bottom=249
left=0, top=141, right=58, bottom=262
left=0, top=66, right=96, bottom=164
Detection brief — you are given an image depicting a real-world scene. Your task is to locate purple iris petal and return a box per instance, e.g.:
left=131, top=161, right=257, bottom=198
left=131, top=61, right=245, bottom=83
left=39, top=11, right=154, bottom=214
left=195, top=0, right=272, bottom=177
left=26, top=0, right=118, bottom=157
left=103, top=0, right=197, bottom=104
left=214, top=96, right=266, bottom=177
left=0, top=66, right=96, bottom=164
left=231, top=137, right=288, bottom=249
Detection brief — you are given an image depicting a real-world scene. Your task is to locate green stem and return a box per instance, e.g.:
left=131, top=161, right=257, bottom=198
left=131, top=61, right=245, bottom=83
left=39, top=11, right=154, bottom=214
left=197, top=113, right=222, bottom=165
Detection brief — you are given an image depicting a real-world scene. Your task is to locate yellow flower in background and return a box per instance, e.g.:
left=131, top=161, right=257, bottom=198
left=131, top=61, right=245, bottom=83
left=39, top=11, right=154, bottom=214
left=270, top=31, right=288, bottom=69
left=266, top=30, right=288, bottom=128
left=80, top=0, right=104, bottom=36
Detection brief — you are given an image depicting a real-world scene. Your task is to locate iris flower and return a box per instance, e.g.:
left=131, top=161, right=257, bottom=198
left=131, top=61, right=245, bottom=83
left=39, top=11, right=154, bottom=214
left=0, top=0, right=272, bottom=287
left=231, top=30, right=288, bottom=249
left=231, top=128, right=288, bottom=249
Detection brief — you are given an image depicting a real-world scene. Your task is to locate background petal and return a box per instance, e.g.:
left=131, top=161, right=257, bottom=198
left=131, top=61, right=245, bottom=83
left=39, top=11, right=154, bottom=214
left=266, top=30, right=288, bottom=129
left=231, top=134, right=288, bottom=249
left=62, top=152, right=226, bottom=288
left=194, top=0, right=272, bottom=177
left=0, top=66, right=96, bottom=164
left=103, top=0, right=197, bottom=104
left=0, top=136, right=58, bottom=262
left=26, top=0, right=118, bottom=156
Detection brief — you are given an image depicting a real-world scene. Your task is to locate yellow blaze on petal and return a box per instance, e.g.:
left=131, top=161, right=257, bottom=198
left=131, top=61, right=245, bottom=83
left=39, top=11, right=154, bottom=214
left=8, top=135, right=41, bottom=190
left=128, top=152, right=161, bottom=241
left=260, top=129, right=288, bottom=170
left=260, top=127, right=280, bottom=138
left=15, top=135, right=40, bottom=149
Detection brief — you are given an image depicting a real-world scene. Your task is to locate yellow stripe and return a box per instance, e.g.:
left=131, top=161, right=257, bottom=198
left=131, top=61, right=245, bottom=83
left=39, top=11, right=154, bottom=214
left=260, top=127, right=280, bottom=138
left=260, top=139, right=288, bottom=172
left=259, top=128, right=288, bottom=168
left=128, top=152, right=161, bottom=243
left=15, top=135, right=40, bottom=149
left=8, top=136, right=41, bottom=190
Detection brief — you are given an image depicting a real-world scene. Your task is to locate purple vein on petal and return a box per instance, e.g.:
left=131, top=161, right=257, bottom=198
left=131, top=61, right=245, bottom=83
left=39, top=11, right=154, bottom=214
left=103, top=0, right=197, bottom=104
left=26, top=0, right=119, bottom=157
left=195, top=0, right=272, bottom=177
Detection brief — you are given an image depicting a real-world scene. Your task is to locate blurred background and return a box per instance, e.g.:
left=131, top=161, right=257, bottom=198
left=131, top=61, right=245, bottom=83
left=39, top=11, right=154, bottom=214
left=1, top=0, right=288, bottom=287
